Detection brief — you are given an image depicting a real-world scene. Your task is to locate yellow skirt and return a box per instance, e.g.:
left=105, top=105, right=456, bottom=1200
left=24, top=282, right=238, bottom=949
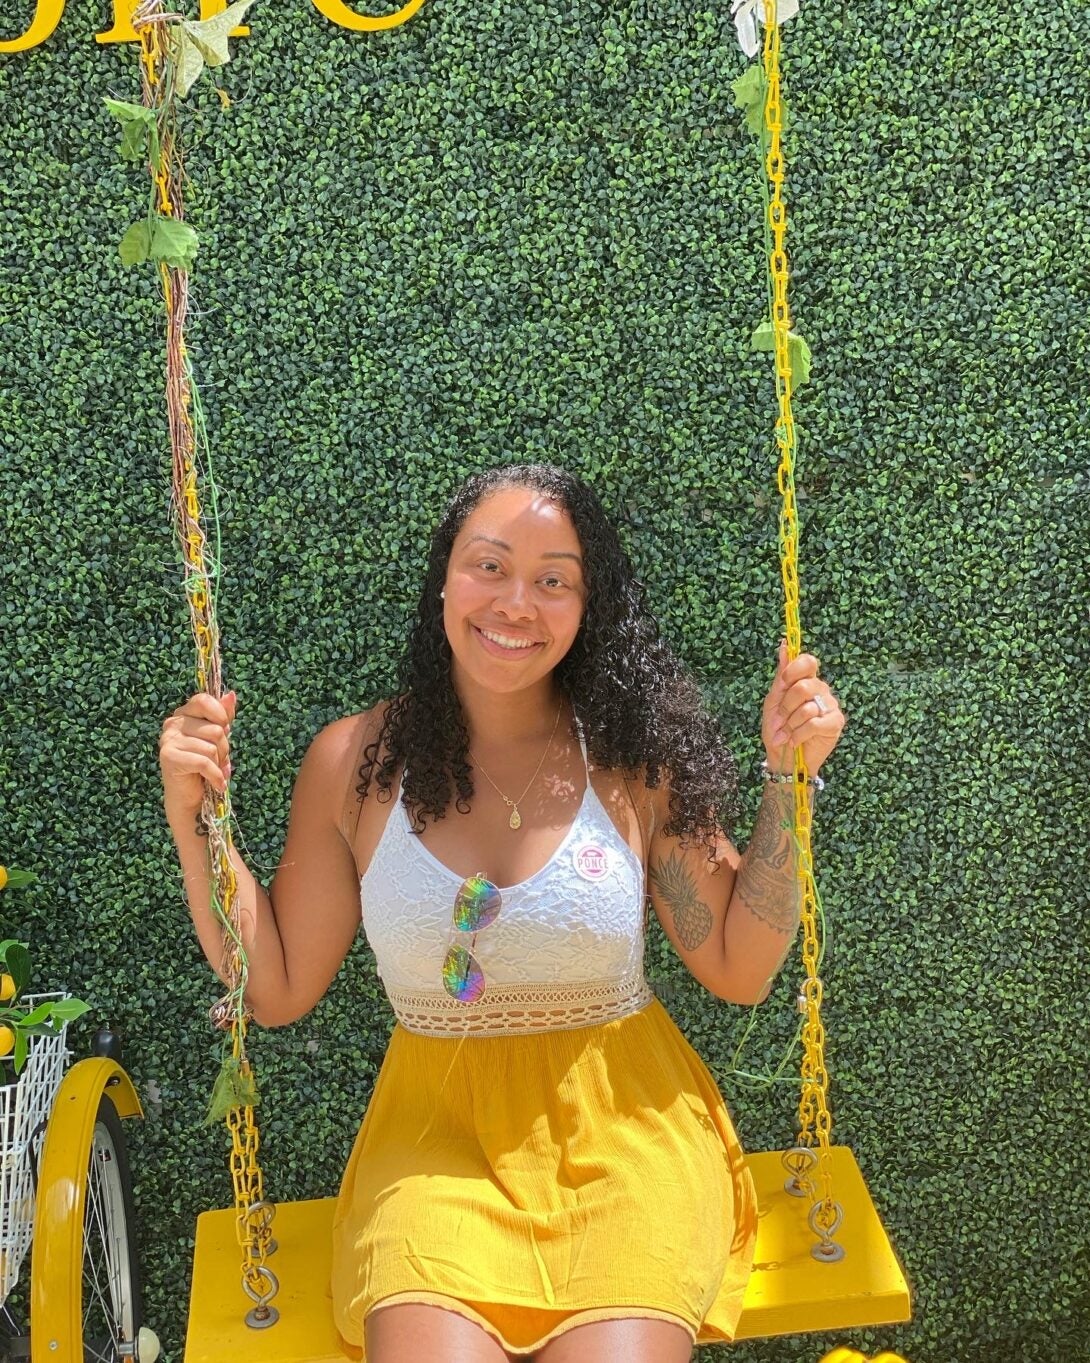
left=331, top=995, right=758, bottom=1356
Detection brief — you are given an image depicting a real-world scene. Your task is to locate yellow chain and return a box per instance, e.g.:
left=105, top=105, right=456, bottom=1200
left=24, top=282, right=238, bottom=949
left=137, top=8, right=277, bottom=1323
left=761, top=2, right=842, bottom=1257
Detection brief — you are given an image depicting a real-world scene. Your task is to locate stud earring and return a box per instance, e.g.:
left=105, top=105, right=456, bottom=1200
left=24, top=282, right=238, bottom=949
left=440, top=590, right=445, bottom=599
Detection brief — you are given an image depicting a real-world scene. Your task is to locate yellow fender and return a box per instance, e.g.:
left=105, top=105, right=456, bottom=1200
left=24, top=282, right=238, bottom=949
left=30, top=1057, right=142, bottom=1362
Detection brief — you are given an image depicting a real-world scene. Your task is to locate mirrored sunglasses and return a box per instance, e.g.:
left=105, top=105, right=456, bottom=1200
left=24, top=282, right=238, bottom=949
left=441, top=872, right=502, bottom=1003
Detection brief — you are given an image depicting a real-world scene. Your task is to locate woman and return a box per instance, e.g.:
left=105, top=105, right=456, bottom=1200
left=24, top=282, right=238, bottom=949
left=159, top=463, right=846, bottom=1362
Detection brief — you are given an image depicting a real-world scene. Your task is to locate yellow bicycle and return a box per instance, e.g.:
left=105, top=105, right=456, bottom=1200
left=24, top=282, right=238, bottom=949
left=0, top=999, right=160, bottom=1362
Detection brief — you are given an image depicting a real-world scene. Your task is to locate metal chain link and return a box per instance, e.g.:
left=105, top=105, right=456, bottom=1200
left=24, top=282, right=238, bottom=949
left=135, top=3, right=278, bottom=1323
left=760, top=1, right=844, bottom=1260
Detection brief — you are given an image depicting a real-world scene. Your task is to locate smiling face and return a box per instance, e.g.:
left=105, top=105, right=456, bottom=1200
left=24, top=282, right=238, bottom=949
left=443, top=486, right=588, bottom=697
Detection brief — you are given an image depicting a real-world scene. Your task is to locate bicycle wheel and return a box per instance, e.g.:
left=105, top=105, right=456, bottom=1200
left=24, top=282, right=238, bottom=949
left=81, top=1096, right=143, bottom=1362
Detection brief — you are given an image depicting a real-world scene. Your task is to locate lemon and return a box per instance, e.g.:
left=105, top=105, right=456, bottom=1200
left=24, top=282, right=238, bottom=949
left=0, top=974, right=14, bottom=1003
left=0, top=866, right=7, bottom=892
left=0, top=1026, right=14, bottom=1058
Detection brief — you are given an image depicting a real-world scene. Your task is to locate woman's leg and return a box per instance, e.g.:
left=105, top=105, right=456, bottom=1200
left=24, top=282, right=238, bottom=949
left=365, top=1301, right=517, bottom=1363
left=534, top=1316, right=694, bottom=1363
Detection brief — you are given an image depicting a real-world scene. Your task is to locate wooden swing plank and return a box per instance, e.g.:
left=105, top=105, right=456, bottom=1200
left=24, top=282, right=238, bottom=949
left=185, top=1147, right=910, bottom=1360
left=733, top=1146, right=911, bottom=1339
left=186, top=1197, right=358, bottom=1363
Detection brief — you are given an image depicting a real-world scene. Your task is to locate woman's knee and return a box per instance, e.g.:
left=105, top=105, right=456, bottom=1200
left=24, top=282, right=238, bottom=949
left=533, top=1316, right=694, bottom=1363
left=364, top=1301, right=515, bottom=1362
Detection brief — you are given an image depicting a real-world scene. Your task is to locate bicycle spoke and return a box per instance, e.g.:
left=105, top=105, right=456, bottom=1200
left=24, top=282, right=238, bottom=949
left=81, top=1123, right=135, bottom=1362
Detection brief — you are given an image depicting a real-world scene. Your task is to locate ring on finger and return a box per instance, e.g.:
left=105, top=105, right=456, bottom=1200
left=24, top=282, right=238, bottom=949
left=813, top=694, right=830, bottom=717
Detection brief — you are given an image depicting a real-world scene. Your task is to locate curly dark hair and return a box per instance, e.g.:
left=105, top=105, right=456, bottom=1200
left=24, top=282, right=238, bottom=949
left=351, top=463, right=743, bottom=858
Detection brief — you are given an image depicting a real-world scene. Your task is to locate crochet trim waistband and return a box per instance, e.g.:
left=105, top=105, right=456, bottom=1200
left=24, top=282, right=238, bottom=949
left=385, top=970, right=655, bottom=1037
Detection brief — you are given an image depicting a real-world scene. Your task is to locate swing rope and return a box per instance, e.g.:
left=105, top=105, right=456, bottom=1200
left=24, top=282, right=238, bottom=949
left=132, top=0, right=279, bottom=1326
left=760, top=0, right=844, bottom=1259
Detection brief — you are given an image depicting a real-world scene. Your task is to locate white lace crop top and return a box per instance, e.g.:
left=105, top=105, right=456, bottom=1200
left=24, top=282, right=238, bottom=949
left=359, top=723, right=654, bottom=1037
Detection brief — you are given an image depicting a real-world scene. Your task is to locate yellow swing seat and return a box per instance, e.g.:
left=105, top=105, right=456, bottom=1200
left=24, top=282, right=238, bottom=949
left=184, top=1146, right=910, bottom=1361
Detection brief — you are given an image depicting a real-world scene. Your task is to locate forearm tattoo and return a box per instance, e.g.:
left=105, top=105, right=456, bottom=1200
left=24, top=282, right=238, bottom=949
left=649, top=851, right=714, bottom=950
left=736, top=787, right=803, bottom=935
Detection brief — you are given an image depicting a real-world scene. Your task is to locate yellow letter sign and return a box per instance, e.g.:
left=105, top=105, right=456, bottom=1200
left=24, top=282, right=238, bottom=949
left=0, top=0, right=65, bottom=53
left=310, top=0, right=428, bottom=31
left=97, top=0, right=250, bottom=45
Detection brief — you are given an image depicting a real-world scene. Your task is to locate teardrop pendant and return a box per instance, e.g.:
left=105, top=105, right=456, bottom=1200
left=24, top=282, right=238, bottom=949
left=509, top=807, right=522, bottom=830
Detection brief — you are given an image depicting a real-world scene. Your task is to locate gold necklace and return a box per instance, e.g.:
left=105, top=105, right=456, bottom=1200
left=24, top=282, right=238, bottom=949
left=468, top=700, right=564, bottom=830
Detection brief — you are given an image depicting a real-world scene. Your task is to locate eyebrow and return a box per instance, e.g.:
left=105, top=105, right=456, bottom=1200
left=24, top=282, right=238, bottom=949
left=465, top=534, right=583, bottom=566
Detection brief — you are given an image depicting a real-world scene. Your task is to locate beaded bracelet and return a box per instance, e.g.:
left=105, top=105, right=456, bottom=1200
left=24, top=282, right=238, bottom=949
left=760, top=760, right=826, bottom=792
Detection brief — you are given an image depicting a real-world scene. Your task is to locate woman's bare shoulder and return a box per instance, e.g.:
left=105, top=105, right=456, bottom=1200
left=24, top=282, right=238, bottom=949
left=318, top=699, right=391, bottom=751
left=315, top=700, right=397, bottom=787
left=311, top=700, right=400, bottom=847
left=581, top=756, right=672, bottom=870
left=617, top=759, right=672, bottom=838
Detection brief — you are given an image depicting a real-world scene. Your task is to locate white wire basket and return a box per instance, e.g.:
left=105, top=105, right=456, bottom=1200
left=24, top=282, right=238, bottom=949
left=0, top=992, right=71, bottom=1308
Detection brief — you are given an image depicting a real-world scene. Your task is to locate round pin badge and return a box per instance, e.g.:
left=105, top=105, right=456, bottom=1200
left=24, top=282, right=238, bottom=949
left=573, top=843, right=610, bottom=882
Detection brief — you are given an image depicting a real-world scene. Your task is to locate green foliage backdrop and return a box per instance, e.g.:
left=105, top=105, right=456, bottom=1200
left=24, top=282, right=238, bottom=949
left=1, top=2, right=1087, bottom=1360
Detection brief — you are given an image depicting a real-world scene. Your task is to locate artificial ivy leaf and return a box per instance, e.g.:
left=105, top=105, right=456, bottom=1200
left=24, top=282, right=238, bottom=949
left=204, top=1054, right=260, bottom=1125
left=171, top=28, right=207, bottom=100
left=750, top=320, right=813, bottom=388
left=730, top=65, right=790, bottom=137
left=182, top=0, right=257, bottom=69
left=119, top=221, right=151, bottom=266
left=150, top=217, right=199, bottom=270
left=103, top=97, right=156, bottom=161
left=103, top=97, right=154, bottom=127
left=119, top=119, right=149, bottom=162
left=731, top=65, right=767, bottom=135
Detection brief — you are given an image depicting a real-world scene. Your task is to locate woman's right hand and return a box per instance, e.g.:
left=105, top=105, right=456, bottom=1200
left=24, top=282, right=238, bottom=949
left=158, top=690, right=237, bottom=817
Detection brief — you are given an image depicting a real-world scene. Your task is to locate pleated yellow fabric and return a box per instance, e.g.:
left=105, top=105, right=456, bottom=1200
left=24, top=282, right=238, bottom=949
left=331, top=995, right=759, bottom=1355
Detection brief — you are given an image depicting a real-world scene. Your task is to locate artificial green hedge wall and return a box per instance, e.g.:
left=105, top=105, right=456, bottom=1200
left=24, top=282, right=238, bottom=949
left=1, top=1, right=1087, bottom=1360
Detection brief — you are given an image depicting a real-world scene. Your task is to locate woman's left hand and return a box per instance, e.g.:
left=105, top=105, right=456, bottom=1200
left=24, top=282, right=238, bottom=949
left=761, top=639, right=846, bottom=776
